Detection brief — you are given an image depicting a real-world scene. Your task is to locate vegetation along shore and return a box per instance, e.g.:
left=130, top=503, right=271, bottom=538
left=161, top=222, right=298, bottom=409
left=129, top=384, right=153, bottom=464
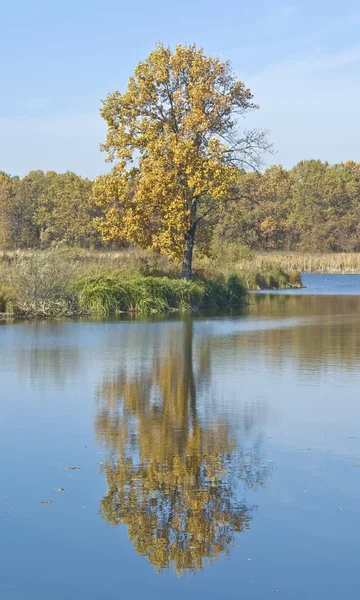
left=0, top=246, right=302, bottom=318
left=1, top=43, right=359, bottom=316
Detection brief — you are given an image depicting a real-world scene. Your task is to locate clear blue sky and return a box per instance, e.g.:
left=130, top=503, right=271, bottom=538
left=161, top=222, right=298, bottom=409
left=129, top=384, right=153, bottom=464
left=1, top=0, right=359, bottom=177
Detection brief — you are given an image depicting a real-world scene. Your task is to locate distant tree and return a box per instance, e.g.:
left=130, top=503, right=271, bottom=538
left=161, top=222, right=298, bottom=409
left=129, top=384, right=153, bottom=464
left=93, top=43, right=270, bottom=278
left=35, top=172, right=100, bottom=248
left=0, top=172, right=15, bottom=248
left=0, top=170, right=42, bottom=248
left=214, top=166, right=292, bottom=250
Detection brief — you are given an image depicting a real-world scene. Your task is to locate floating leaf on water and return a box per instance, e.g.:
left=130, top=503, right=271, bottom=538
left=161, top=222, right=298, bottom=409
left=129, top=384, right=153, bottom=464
left=59, top=466, right=81, bottom=471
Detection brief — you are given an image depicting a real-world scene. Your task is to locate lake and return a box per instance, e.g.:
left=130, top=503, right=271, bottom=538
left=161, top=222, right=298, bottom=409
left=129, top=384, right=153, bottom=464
left=1, top=274, right=360, bottom=599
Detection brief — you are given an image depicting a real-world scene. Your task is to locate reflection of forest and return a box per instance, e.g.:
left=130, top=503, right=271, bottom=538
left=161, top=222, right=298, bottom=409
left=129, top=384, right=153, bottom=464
left=236, top=295, right=360, bottom=371
left=11, top=322, right=81, bottom=386
left=95, top=319, right=269, bottom=575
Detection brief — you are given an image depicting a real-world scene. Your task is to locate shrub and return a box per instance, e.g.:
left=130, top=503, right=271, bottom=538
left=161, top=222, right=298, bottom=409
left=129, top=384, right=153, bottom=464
left=203, top=275, right=248, bottom=308
left=0, top=285, right=14, bottom=313
left=7, top=245, right=77, bottom=316
left=225, top=274, right=249, bottom=306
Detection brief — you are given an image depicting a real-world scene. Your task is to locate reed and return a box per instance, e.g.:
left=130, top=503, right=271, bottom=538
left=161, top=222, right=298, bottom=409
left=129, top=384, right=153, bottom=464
left=249, top=252, right=360, bottom=274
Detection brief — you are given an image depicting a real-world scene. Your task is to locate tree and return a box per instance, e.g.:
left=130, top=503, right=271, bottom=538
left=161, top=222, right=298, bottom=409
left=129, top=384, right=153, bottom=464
left=214, top=166, right=292, bottom=251
left=0, top=172, right=14, bottom=248
left=0, top=171, right=42, bottom=248
left=35, top=171, right=99, bottom=248
left=287, top=160, right=359, bottom=252
left=93, top=43, right=269, bottom=278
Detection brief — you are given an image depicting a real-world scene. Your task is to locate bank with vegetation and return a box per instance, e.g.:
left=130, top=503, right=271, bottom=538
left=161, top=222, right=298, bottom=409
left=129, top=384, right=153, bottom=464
left=0, top=247, right=301, bottom=317
left=4, top=43, right=355, bottom=309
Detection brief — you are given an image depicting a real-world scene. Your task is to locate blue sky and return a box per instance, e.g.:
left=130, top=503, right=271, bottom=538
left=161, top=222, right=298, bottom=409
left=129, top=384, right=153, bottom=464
left=1, top=0, right=359, bottom=177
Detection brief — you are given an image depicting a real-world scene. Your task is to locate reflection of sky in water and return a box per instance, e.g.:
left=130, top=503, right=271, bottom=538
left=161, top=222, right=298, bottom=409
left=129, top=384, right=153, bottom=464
left=258, top=272, right=360, bottom=295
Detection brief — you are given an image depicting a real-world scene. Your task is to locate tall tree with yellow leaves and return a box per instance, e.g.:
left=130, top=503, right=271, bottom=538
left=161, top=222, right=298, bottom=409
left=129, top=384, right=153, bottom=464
left=93, top=43, right=269, bottom=278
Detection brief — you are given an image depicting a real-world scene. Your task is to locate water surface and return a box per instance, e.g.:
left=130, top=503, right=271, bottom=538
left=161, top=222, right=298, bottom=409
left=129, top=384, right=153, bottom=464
left=1, top=274, right=360, bottom=599
left=260, top=272, right=360, bottom=295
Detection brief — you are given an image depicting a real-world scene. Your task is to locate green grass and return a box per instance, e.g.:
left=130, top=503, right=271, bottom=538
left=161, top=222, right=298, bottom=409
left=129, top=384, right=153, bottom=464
left=75, top=274, right=248, bottom=316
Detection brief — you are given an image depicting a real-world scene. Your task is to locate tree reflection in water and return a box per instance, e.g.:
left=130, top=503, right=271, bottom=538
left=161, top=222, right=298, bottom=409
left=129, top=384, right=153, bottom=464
left=95, top=318, right=269, bottom=575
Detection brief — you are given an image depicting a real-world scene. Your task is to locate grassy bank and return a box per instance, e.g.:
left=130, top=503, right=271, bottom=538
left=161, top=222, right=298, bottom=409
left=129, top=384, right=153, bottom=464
left=0, top=248, right=249, bottom=317
left=0, top=275, right=247, bottom=317
left=0, top=247, right=302, bottom=317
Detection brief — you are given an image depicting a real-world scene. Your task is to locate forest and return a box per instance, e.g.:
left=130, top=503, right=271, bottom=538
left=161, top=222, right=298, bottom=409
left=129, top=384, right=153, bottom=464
left=1, top=159, right=359, bottom=254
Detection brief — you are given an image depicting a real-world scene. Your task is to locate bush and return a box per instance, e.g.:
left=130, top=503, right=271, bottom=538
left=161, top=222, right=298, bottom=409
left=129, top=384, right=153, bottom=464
left=0, top=285, right=14, bottom=313
left=225, top=274, right=249, bottom=306
left=7, top=245, right=77, bottom=316
left=202, top=275, right=248, bottom=308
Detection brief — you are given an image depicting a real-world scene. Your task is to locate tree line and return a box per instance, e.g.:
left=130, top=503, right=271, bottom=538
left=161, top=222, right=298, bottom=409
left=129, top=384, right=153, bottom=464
left=215, top=159, right=360, bottom=253
left=1, top=159, right=359, bottom=253
left=0, top=169, right=99, bottom=249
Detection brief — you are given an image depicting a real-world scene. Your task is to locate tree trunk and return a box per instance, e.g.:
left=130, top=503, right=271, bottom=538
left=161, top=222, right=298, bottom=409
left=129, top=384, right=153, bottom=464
left=181, top=197, right=198, bottom=280
left=181, top=228, right=195, bottom=279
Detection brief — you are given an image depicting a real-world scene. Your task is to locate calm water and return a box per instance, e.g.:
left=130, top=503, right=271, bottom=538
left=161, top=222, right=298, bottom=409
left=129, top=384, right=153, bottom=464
left=260, top=272, right=360, bottom=295
left=1, top=274, right=360, bottom=599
